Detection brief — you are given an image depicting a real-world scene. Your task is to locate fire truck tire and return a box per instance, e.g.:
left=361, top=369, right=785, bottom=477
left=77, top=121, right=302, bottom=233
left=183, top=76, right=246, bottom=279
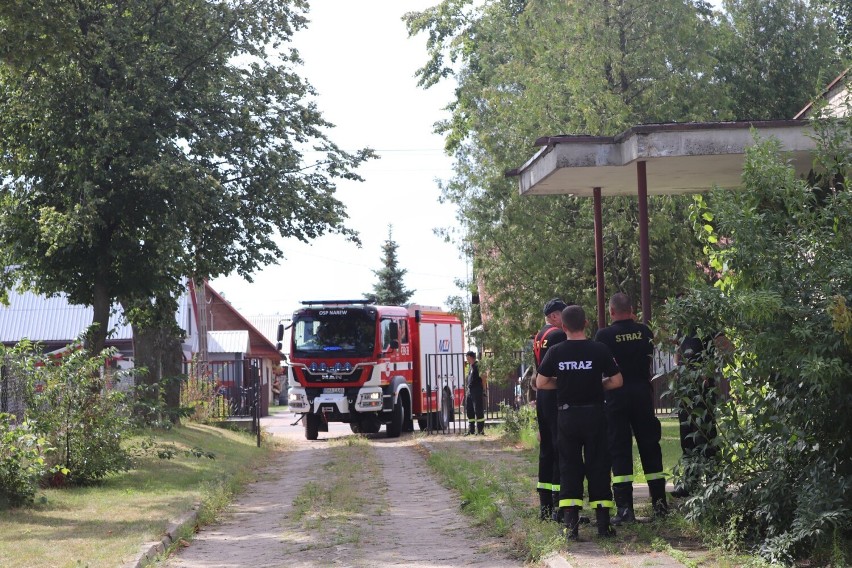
left=349, top=422, right=362, bottom=434
left=386, top=398, right=403, bottom=438
left=403, top=395, right=414, bottom=432
left=438, top=389, right=454, bottom=429
left=361, top=416, right=381, bottom=434
left=417, top=416, right=429, bottom=431
left=305, top=414, right=320, bottom=440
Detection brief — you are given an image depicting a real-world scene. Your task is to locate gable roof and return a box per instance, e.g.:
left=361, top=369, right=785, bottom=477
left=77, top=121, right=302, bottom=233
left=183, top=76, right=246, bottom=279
left=794, top=67, right=851, bottom=119
left=192, top=281, right=280, bottom=359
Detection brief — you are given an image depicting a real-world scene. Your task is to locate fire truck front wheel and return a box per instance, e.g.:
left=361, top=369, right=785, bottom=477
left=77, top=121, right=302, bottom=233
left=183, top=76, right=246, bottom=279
left=386, top=397, right=403, bottom=438
left=305, top=413, right=320, bottom=440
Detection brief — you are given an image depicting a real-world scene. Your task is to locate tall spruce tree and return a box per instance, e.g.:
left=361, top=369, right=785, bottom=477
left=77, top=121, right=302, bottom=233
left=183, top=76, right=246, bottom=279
left=367, top=226, right=414, bottom=306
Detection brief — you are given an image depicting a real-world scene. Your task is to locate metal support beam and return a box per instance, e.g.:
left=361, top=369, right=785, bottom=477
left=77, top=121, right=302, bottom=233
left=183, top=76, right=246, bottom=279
left=593, top=187, right=606, bottom=329
left=637, top=162, right=651, bottom=324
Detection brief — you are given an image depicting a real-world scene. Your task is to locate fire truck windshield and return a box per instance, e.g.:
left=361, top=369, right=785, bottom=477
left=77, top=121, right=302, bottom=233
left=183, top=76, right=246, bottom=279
left=292, top=310, right=376, bottom=357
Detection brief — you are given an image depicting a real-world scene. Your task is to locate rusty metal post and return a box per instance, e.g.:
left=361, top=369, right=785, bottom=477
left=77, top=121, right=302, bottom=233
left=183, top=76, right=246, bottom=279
left=593, top=187, right=606, bottom=330
left=637, top=162, right=651, bottom=324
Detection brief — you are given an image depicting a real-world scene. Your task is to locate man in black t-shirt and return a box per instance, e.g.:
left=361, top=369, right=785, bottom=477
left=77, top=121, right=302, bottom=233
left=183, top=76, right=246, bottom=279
left=594, top=293, right=668, bottom=523
left=533, top=298, right=568, bottom=520
left=537, top=305, right=623, bottom=540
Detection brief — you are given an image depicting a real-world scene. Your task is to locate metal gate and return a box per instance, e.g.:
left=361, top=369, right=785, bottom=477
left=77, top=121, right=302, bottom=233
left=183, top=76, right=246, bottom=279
left=181, top=358, right=262, bottom=446
left=421, top=353, right=515, bottom=435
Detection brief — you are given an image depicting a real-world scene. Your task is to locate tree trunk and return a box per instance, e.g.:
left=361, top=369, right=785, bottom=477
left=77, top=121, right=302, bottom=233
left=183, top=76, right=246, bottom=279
left=131, top=321, right=184, bottom=424
left=87, top=278, right=111, bottom=355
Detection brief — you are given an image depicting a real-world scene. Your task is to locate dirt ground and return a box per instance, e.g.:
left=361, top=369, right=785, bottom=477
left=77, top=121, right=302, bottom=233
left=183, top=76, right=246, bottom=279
left=160, top=417, right=527, bottom=568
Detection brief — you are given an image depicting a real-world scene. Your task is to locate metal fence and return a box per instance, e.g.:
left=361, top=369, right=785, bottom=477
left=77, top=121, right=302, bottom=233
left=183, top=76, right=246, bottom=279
left=0, top=361, right=26, bottom=421
left=181, top=359, right=263, bottom=419
left=420, top=352, right=518, bottom=435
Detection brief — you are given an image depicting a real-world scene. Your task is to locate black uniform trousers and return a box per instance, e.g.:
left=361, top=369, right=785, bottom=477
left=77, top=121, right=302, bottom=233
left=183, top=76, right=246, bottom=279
left=678, top=378, right=718, bottom=457
left=605, top=381, right=665, bottom=485
left=536, top=389, right=560, bottom=496
left=558, top=405, right=614, bottom=509
left=466, top=385, right=485, bottom=433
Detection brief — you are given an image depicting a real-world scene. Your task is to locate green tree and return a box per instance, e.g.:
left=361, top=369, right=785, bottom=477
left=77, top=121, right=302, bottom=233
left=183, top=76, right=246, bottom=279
left=367, top=225, right=414, bottom=306
left=661, top=117, right=852, bottom=564
left=827, top=0, right=852, bottom=51
left=715, top=0, right=844, bottom=120
left=0, top=1, right=373, bottom=360
left=405, top=0, right=719, bottom=376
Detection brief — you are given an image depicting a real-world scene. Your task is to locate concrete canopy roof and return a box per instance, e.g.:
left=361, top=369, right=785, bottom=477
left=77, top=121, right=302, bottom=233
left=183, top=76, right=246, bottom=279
left=510, top=120, right=817, bottom=197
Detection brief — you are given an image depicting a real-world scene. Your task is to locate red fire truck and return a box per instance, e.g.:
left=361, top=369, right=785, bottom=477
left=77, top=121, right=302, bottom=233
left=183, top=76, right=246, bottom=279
left=280, top=300, right=465, bottom=440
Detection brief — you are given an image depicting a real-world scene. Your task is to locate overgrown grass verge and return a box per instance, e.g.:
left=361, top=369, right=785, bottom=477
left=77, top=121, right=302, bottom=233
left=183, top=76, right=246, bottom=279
left=289, top=435, right=385, bottom=552
left=424, top=416, right=778, bottom=567
left=0, top=423, right=276, bottom=568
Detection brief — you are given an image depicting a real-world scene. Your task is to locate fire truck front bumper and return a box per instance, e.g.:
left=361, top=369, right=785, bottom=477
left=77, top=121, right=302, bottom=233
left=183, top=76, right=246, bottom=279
left=287, top=387, right=384, bottom=415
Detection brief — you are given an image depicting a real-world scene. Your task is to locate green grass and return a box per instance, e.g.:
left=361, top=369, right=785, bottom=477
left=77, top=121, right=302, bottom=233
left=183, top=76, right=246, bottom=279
left=289, top=435, right=385, bottom=550
left=0, top=423, right=277, bottom=568
left=425, top=416, right=769, bottom=567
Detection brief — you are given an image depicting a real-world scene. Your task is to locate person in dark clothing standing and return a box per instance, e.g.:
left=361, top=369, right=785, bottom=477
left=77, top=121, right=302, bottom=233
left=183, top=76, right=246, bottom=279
left=537, top=305, right=623, bottom=540
left=594, top=293, right=668, bottom=523
left=671, top=330, right=731, bottom=496
left=464, top=351, right=485, bottom=435
left=533, top=298, right=568, bottom=520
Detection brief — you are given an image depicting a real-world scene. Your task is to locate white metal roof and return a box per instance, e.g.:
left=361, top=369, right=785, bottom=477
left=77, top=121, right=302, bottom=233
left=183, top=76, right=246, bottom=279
left=207, top=330, right=250, bottom=354
left=0, top=289, right=132, bottom=343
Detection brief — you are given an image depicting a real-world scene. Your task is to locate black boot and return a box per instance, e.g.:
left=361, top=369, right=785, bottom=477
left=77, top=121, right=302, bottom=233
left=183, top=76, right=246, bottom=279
left=595, top=507, right=616, bottom=537
left=649, top=478, right=669, bottom=519
left=551, top=492, right=563, bottom=523
left=539, top=491, right=553, bottom=521
left=564, top=506, right=580, bottom=541
left=612, top=482, right=635, bottom=525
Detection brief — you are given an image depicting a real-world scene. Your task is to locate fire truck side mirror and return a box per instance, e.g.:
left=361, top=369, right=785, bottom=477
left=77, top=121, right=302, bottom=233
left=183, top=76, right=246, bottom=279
left=276, top=323, right=284, bottom=342
left=276, top=341, right=282, bottom=352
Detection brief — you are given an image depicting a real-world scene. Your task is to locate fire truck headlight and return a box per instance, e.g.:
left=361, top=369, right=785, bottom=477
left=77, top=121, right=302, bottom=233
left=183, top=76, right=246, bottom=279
left=358, top=391, right=383, bottom=408
left=288, top=392, right=307, bottom=410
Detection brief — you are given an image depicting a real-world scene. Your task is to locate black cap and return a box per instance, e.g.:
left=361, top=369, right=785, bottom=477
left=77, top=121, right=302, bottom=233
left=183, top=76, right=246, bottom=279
left=543, top=298, right=567, bottom=316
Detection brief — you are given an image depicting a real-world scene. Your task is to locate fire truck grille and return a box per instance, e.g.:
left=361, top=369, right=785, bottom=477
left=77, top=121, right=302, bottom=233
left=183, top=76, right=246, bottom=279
left=299, top=367, right=366, bottom=384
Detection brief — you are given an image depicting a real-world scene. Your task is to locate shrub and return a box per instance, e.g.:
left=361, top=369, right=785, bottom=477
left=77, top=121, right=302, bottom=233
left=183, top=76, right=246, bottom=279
left=660, top=122, right=852, bottom=565
left=11, top=344, right=133, bottom=486
left=501, top=401, right=537, bottom=443
left=0, top=414, right=47, bottom=508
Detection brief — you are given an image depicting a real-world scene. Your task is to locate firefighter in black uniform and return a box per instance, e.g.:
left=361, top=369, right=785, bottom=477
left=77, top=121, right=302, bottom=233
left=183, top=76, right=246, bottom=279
left=671, top=329, right=731, bottom=496
left=594, top=293, right=668, bottom=523
left=537, top=304, right=623, bottom=540
left=464, top=351, right=485, bottom=435
left=533, top=298, right=568, bottom=520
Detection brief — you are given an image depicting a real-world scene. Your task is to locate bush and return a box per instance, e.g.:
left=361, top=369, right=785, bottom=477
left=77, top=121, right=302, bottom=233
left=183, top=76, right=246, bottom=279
left=660, top=123, right=852, bottom=565
left=501, top=401, right=537, bottom=443
left=9, top=343, right=134, bottom=486
left=0, top=414, right=47, bottom=508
